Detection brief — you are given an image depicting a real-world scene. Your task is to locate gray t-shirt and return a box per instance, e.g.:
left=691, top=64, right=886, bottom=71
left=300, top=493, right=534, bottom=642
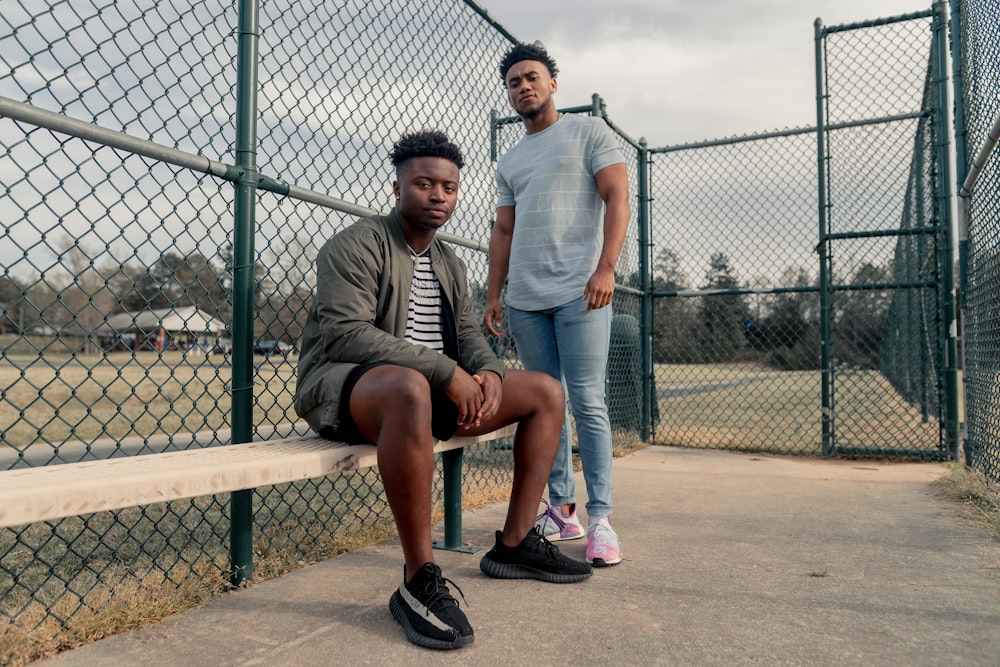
left=497, top=113, right=625, bottom=310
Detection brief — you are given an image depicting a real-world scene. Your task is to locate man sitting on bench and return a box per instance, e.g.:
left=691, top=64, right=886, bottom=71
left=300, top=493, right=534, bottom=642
left=294, top=130, right=592, bottom=650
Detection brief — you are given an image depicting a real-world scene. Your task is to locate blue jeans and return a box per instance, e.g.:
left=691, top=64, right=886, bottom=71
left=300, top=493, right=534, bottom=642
left=509, top=298, right=613, bottom=517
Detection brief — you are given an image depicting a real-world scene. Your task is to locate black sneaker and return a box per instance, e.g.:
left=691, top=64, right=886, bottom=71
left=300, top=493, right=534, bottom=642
left=479, top=526, right=593, bottom=583
left=389, top=563, right=474, bottom=650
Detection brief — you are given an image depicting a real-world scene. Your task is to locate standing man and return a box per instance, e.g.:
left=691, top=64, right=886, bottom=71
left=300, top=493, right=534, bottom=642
left=484, top=43, right=631, bottom=567
left=295, top=130, right=592, bottom=651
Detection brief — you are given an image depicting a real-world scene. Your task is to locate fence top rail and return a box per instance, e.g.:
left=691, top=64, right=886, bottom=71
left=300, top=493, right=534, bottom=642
left=652, top=111, right=927, bottom=154
left=653, top=126, right=816, bottom=153
left=0, top=95, right=490, bottom=253
left=818, top=8, right=933, bottom=35
left=461, top=0, right=519, bottom=45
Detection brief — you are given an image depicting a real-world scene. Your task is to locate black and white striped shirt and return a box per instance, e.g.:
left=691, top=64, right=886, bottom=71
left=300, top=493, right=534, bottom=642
left=405, top=248, right=444, bottom=352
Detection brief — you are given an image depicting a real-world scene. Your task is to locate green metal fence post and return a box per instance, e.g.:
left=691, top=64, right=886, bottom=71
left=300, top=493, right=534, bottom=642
left=591, top=93, right=602, bottom=118
left=932, top=0, right=961, bottom=461
left=914, top=144, right=930, bottom=420
left=433, top=449, right=479, bottom=553
left=637, top=137, right=653, bottom=441
left=230, top=0, right=261, bottom=587
left=815, top=18, right=834, bottom=456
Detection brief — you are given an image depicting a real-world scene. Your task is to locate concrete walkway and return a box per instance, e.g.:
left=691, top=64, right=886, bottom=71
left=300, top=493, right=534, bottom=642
left=41, top=447, right=1000, bottom=666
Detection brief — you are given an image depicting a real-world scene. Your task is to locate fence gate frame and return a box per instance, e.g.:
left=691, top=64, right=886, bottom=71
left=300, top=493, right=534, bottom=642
left=814, top=1, right=960, bottom=459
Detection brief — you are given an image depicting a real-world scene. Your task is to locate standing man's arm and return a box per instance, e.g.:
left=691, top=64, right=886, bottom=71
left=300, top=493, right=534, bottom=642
left=585, top=162, right=631, bottom=310
left=484, top=204, right=516, bottom=336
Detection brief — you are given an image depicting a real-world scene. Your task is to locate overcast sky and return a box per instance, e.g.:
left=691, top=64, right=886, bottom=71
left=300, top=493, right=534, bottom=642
left=476, top=0, right=930, bottom=146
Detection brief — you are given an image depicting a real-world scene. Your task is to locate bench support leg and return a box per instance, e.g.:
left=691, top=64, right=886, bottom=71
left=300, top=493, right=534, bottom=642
left=433, top=448, right=481, bottom=554
left=230, top=488, right=254, bottom=585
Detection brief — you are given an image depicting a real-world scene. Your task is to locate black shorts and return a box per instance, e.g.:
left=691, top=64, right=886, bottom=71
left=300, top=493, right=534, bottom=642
left=318, top=362, right=460, bottom=444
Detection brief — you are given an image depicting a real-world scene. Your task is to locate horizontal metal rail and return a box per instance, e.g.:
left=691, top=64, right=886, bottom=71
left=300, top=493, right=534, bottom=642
left=654, top=280, right=934, bottom=299
left=959, top=109, right=1000, bottom=198
left=493, top=103, right=598, bottom=128
left=825, top=226, right=938, bottom=241
left=654, top=112, right=925, bottom=154
left=0, top=95, right=488, bottom=253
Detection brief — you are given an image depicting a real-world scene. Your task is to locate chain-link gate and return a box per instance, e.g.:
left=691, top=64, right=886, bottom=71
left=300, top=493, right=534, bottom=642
left=817, top=7, right=956, bottom=459
left=643, top=8, right=952, bottom=458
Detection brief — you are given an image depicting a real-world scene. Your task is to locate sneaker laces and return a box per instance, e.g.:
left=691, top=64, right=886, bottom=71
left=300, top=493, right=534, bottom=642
left=412, top=566, right=468, bottom=616
left=589, top=519, right=613, bottom=552
left=536, top=500, right=573, bottom=530
left=525, top=525, right=562, bottom=559
left=535, top=499, right=557, bottom=524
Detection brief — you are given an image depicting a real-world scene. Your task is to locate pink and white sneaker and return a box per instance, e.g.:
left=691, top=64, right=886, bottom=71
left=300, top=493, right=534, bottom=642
left=533, top=500, right=585, bottom=541
left=586, top=516, right=622, bottom=567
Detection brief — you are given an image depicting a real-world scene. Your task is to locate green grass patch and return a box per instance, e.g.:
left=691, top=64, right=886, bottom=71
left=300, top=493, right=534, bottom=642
left=652, top=363, right=940, bottom=455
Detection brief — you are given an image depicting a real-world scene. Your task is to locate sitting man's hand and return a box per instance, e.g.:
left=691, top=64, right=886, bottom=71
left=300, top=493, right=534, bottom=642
left=473, top=371, right=502, bottom=425
left=446, top=367, right=485, bottom=428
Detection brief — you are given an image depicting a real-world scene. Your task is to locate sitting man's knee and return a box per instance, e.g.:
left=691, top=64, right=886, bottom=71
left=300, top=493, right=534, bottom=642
left=535, top=372, right=564, bottom=411
left=382, top=366, right=434, bottom=408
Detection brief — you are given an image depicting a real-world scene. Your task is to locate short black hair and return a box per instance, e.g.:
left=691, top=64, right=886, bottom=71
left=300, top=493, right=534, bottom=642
left=499, top=42, right=559, bottom=81
left=389, top=130, right=464, bottom=169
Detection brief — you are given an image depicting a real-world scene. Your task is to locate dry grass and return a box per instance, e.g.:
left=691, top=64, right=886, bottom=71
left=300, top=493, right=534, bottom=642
left=0, top=469, right=518, bottom=666
left=652, top=365, right=940, bottom=455
left=933, top=462, right=1000, bottom=543
left=1, top=561, right=228, bottom=666
left=1, top=351, right=295, bottom=449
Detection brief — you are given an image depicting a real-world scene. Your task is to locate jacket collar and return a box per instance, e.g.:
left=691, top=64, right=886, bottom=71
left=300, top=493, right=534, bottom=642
left=386, top=207, right=438, bottom=259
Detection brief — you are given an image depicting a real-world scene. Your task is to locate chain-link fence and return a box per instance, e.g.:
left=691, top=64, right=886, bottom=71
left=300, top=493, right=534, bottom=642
left=953, top=0, right=1000, bottom=483
left=0, top=0, right=533, bottom=659
left=649, top=128, right=822, bottom=453
left=0, top=0, right=968, bottom=660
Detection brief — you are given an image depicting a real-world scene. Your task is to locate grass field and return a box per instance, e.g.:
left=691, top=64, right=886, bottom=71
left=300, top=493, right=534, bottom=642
left=652, top=363, right=942, bottom=456
left=1, top=350, right=296, bottom=452
left=2, top=350, right=943, bottom=459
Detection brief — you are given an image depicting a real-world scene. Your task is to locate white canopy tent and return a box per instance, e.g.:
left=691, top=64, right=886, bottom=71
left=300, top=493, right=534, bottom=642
left=105, top=306, right=226, bottom=334
left=103, top=306, right=226, bottom=351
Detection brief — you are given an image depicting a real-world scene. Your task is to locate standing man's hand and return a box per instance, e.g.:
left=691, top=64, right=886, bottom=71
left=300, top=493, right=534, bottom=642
left=583, top=265, right=616, bottom=310
left=483, top=299, right=506, bottom=337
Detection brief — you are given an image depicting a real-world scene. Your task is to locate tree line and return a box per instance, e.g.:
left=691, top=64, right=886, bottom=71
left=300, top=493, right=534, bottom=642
left=645, top=248, right=893, bottom=371
left=1, top=238, right=894, bottom=368
left=0, top=237, right=315, bottom=349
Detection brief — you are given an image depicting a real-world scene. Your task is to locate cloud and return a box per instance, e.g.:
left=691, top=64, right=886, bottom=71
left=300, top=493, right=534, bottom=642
left=478, top=0, right=928, bottom=145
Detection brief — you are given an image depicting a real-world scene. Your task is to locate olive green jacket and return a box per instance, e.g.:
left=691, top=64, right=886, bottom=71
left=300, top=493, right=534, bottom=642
left=294, top=209, right=505, bottom=434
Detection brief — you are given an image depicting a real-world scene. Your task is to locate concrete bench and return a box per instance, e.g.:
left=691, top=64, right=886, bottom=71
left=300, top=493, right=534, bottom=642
left=0, top=425, right=517, bottom=555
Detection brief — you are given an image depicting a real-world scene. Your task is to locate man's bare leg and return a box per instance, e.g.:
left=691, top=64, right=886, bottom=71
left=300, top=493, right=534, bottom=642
left=348, top=366, right=437, bottom=579
left=458, top=369, right=564, bottom=546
